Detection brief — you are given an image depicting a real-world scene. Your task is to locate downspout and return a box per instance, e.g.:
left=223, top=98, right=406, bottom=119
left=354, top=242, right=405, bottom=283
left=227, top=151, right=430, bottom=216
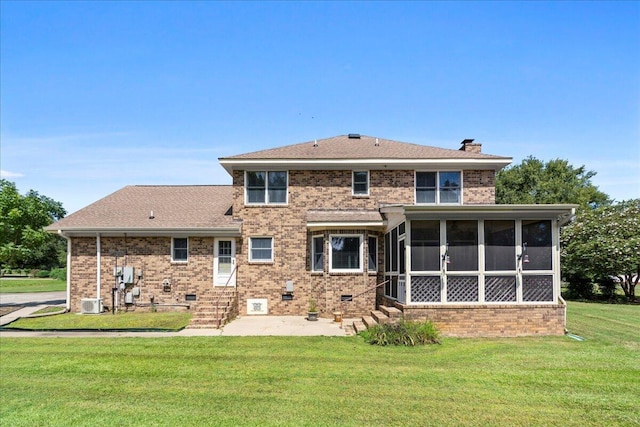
left=96, top=233, right=101, bottom=300
left=57, top=230, right=72, bottom=311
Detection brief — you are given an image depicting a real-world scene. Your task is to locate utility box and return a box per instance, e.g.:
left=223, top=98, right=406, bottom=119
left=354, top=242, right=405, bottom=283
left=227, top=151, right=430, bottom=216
left=125, top=292, right=134, bottom=304
left=113, top=266, right=135, bottom=284
left=285, top=280, right=294, bottom=292
left=122, top=267, right=135, bottom=284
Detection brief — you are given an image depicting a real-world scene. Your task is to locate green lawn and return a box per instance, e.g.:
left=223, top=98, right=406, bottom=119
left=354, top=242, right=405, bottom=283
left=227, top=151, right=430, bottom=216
left=0, top=278, right=66, bottom=293
left=0, top=302, right=638, bottom=427
left=5, top=311, right=191, bottom=330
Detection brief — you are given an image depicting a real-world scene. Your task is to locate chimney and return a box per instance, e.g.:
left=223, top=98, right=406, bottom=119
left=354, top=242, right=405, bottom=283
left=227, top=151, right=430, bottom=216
left=460, top=139, right=482, bottom=153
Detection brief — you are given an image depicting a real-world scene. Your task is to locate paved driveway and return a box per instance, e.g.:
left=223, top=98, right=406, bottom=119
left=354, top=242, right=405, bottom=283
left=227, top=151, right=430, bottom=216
left=0, top=291, right=66, bottom=307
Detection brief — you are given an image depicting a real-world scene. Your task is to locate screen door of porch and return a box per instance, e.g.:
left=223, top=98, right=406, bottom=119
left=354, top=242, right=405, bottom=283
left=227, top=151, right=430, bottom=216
left=214, top=238, right=235, bottom=286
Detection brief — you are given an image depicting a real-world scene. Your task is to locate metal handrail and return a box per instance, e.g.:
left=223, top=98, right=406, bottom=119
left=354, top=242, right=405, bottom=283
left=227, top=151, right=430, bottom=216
left=340, top=279, right=389, bottom=329
left=215, top=265, right=238, bottom=329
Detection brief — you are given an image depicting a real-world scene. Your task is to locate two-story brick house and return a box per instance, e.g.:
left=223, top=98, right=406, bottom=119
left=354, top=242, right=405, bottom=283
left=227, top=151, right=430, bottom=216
left=47, top=135, right=575, bottom=336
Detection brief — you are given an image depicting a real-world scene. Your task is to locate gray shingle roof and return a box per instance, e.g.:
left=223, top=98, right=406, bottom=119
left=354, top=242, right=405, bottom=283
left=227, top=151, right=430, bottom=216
left=221, top=135, right=508, bottom=160
left=46, top=185, right=238, bottom=233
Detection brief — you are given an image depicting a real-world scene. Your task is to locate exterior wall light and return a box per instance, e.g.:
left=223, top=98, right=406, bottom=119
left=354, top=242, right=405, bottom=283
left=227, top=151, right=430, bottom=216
left=519, top=242, right=530, bottom=264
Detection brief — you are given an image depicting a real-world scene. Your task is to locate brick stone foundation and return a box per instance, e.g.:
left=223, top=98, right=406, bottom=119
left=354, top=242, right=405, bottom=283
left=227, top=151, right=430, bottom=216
left=381, top=296, right=566, bottom=337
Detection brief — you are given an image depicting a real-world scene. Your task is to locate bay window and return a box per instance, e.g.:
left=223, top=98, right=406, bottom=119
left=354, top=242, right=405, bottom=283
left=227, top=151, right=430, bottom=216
left=329, top=235, right=363, bottom=272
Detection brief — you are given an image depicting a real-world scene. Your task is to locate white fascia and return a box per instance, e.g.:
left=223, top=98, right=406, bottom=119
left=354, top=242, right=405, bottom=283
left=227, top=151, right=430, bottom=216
left=219, top=158, right=513, bottom=175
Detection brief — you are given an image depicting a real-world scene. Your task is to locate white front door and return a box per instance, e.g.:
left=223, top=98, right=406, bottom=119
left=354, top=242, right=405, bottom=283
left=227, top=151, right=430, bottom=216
left=214, top=238, right=236, bottom=287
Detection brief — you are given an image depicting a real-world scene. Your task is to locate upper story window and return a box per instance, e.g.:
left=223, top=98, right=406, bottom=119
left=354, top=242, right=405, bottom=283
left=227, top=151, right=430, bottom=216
left=352, top=171, right=369, bottom=196
left=245, top=171, right=287, bottom=204
left=172, top=237, right=188, bottom=262
left=415, top=171, right=461, bottom=204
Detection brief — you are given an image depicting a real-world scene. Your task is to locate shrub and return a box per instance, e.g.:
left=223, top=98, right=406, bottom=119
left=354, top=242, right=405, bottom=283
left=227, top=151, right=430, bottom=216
left=49, top=268, right=66, bottom=281
left=360, top=319, right=440, bottom=346
left=597, top=276, right=617, bottom=301
left=36, top=270, right=50, bottom=278
left=563, top=272, right=594, bottom=300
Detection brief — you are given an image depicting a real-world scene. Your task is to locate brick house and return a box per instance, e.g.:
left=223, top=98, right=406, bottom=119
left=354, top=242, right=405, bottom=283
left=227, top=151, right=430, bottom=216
left=46, top=135, right=576, bottom=336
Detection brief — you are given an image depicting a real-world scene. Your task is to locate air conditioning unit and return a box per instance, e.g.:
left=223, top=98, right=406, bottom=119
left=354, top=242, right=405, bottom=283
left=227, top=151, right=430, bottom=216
left=81, top=298, right=103, bottom=314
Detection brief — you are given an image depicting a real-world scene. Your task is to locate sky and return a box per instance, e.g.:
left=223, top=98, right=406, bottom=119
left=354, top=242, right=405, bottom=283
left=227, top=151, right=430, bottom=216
left=1, top=1, right=639, bottom=214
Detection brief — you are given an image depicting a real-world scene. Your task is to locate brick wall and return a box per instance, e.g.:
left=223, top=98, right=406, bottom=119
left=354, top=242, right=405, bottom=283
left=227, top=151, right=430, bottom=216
left=381, top=296, right=566, bottom=337
left=232, top=168, right=497, bottom=317
left=464, top=170, right=496, bottom=204
left=68, top=236, right=229, bottom=313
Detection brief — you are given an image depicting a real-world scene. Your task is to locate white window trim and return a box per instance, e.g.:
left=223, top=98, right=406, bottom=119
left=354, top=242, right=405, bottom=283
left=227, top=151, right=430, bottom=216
left=171, top=237, right=189, bottom=263
left=329, top=234, right=363, bottom=273
left=414, top=170, right=463, bottom=205
left=312, top=235, right=324, bottom=273
left=249, top=236, right=274, bottom=263
left=352, top=170, right=370, bottom=196
left=244, top=171, right=289, bottom=205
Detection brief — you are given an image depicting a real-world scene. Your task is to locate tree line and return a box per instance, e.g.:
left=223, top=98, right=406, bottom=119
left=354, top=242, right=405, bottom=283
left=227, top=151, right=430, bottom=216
left=1, top=158, right=638, bottom=300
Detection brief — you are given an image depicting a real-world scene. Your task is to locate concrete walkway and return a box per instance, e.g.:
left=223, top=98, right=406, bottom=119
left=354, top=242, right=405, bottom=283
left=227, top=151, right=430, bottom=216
left=0, top=307, right=353, bottom=337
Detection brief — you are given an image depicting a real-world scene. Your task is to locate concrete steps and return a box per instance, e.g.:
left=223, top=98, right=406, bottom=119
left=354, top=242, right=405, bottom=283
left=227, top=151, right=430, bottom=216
left=186, top=291, right=238, bottom=329
left=352, top=305, right=403, bottom=334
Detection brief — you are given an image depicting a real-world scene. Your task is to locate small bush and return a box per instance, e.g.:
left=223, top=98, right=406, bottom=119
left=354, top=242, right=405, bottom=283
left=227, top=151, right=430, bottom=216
left=597, top=276, right=617, bottom=300
left=36, top=270, right=50, bottom=278
left=564, top=272, right=594, bottom=300
left=49, top=268, right=66, bottom=281
left=360, top=319, right=440, bottom=346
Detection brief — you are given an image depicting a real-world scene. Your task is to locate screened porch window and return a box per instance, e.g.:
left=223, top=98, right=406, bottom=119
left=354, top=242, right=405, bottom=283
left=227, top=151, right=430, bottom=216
left=522, top=220, right=552, bottom=270
left=411, top=220, right=440, bottom=271
left=484, top=220, right=516, bottom=271
left=446, top=220, right=478, bottom=271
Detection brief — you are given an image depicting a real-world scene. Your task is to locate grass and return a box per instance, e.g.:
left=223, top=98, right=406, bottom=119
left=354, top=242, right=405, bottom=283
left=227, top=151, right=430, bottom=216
left=4, top=311, right=191, bottom=331
left=0, top=278, right=66, bottom=293
left=0, top=302, right=638, bottom=426
left=29, top=306, right=67, bottom=315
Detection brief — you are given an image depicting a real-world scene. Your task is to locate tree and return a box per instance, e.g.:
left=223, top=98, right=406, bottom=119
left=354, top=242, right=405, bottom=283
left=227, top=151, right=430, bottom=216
left=496, top=157, right=610, bottom=209
left=0, top=180, right=67, bottom=271
left=561, top=200, right=640, bottom=302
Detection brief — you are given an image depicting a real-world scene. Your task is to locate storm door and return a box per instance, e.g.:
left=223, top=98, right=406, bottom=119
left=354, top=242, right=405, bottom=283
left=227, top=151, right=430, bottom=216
left=214, top=238, right=236, bottom=287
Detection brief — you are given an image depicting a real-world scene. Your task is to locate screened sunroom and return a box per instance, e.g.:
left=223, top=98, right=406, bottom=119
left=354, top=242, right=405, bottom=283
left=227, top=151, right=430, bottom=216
left=380, top=205, right=576, bottom=306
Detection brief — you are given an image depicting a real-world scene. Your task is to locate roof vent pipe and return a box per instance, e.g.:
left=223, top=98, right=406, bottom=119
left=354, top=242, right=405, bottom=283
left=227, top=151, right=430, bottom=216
left=375, top=138, right=379, bottom=146
left=149, top=210, right=155, bottom=219
left=313, top=139, right=318, bottom=147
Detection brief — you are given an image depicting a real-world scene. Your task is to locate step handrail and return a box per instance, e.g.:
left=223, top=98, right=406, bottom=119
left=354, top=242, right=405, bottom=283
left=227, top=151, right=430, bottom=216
left=215, top=265, right=238, bottom=329
left=340, top=279, right=389, bottom=329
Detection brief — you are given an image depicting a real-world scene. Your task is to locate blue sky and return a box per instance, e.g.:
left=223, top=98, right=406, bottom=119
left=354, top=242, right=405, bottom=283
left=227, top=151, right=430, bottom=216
left=1, top=1, right=638, bottom=214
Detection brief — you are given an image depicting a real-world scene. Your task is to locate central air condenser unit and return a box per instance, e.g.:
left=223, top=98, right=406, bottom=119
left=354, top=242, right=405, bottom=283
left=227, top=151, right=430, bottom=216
left=81, top=298, right=103, bottom=314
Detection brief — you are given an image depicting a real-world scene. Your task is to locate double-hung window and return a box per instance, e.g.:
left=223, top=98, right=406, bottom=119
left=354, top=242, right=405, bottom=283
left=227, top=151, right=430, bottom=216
left=352, top=171, right=369, bottom=196
left=329, top=235, right=363, bottom=273
left=312, top=236, right=324, bottom=272
left=415, top=171, right=461, bottom=204
left=368, top=236, right=378, bottom=272
left=249, top=237, right=273, bottom=262
left=172, top=237, right=188, bottom=262
left=245, top=171, right=287, bottom=204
